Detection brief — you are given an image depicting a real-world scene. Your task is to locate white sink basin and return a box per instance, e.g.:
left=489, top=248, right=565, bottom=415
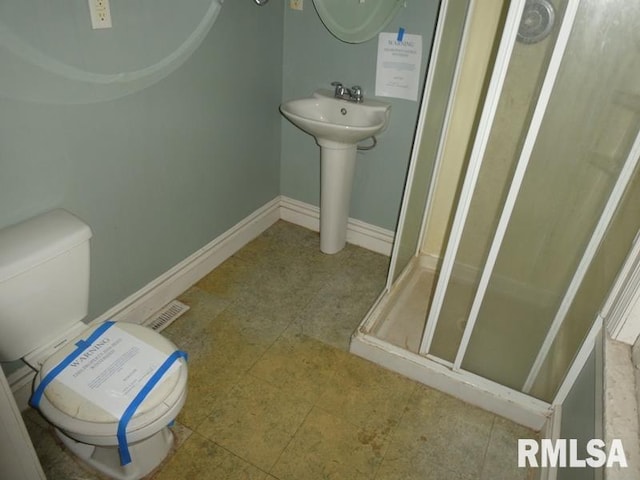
left=280, top=89, right=390, bottom=145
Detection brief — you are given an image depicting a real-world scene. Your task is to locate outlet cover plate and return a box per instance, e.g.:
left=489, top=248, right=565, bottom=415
left=88, top=0, right=112, bottom=29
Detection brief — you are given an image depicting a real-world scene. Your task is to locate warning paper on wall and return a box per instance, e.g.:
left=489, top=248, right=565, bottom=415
left=53, top=326, right=175, bottom=419
left=375, top=32, right=422, bottom=101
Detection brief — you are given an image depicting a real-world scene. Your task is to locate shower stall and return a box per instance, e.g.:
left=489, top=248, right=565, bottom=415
left=351, top=0, right=640, bottom=429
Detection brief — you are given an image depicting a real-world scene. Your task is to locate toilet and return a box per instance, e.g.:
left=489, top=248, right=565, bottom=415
left=0, top=209, right=188, bottom=480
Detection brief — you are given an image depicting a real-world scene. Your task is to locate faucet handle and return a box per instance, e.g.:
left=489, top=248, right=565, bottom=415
left=351, top=85, right=363, bottom=102
left=331, top=81, right=345, bottom=96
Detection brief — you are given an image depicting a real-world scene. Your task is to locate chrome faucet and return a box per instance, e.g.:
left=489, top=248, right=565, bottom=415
left=331, top=82, right=364, bottom=103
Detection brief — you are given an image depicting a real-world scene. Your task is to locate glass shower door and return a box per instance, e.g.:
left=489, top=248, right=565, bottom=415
left=387, top=0, right=471, bottom=285
left=420, top=0, right=640, bottom=402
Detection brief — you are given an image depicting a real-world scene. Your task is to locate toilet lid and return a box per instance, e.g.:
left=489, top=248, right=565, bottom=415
left=38, top=322, right=185, bottom=423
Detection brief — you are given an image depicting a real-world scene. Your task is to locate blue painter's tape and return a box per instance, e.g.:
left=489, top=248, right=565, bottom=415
left=29, top=320, right=188, bottom=467
left=30, top=321, right=116, bottom=408
left=397, top=27, right=405, bottom=42
left=117, top=350, right=188, bottom=465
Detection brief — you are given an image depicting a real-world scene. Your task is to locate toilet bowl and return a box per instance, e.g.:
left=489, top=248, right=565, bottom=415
left=32, top=321, right=188, bottom=480
left=0, top=209, right=188, bottom=480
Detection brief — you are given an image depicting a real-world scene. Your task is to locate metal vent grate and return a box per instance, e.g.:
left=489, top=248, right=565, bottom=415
left=143, top=300, right=190, bottom=332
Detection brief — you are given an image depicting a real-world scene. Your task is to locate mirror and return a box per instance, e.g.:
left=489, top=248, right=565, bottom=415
left=312, top=0, right=404, bottom=44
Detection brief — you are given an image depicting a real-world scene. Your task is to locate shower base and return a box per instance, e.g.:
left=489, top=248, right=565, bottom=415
left=350, top=255, right=552, bottom=430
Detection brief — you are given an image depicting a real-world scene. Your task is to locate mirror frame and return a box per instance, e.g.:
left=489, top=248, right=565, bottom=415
left=312, top=0, right=404, bottom=44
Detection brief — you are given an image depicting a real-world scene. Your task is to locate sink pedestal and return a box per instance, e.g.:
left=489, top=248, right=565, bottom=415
left=318, top=141, right=357, bottom=254
left=279, top=90, right=391, bottom=254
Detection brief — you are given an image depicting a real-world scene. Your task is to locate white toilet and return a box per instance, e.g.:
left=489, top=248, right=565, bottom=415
left=0, top=209, right=188, bottom=480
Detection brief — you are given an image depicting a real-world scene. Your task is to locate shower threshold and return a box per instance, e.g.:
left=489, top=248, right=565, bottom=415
left=349, top=255, right=552, bottom=431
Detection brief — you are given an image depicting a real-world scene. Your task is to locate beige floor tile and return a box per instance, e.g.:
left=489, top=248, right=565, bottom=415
left=22, top=408, right=75, bottom=472
left=197, top=375, right=313, bottom=471
left=23, top=409, right=104, bottom=480
left=375, top=456, right=478, bottom=480
left=288, top=247, right=387, bottom=351
left=177, top=353, right=244, bottom=430
left=195, top=256, right=263, bottom=301
left=259, top=220, right=321, bottom=249
left=172, top=293, right=281, bottom=381
left=45, top=457, right=107, bottom=480
left=480, top=416, right=538, bottom=480
left=171, top=298, right=274, bottom=430
left=178, top=336, right=249, bottom=429
left=289, top=271, right=386, bottom=351
left=237, top=253, right=331, bottom=314
left=271, top=407, right=389, bottom=480
left=163, top=287, right=230, bottom=354
left=317, top=353, right=416, bottom=432
left=233, top=221, right=320, bottom=269
left=375, top=454, right=475, bottom=480
left=198, top=306, right=282, bottom=370
left=170, top=421, right=193, bottom=450
left=340, top=245, right=390, bottom=291
left=249, top=332, right=345, bottom=403
left=230, top=234, right=279, bottom=269
left=383, top=385, right=494, bottom=479
left=225, top=289, right=307, bottom=342
left=241, top=222, right=353, bottom=284
left=151, top=432, right=267, bottom=480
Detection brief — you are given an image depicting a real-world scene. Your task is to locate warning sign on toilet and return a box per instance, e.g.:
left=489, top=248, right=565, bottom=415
left=53, top=326, right=176, bottom=418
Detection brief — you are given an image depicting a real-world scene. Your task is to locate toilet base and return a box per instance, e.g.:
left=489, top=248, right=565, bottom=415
left=55, top=426, right=174, bottom=480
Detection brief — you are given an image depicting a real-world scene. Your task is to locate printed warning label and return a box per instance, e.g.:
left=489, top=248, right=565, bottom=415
left=53, top=326, right=175, bottom=418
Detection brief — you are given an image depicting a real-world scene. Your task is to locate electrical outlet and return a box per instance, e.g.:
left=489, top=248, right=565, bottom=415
left=290, top=0, right=303, bottom=11
left=88, top=0, right=112, bottom=29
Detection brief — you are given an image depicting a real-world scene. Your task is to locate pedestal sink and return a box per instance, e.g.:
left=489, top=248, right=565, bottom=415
left=280, top=89, right=391, bottom=254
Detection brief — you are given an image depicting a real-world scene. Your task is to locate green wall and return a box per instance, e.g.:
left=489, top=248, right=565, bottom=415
left=280, top=1, right=440, bottom=231
left=0, top=1, right=283, bottom=323
left=1, top=2, right=441, bottom=377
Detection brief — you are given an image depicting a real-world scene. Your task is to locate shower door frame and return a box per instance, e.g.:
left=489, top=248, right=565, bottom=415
left=385, top=0, right=473, bottom=287
left=417, top=0, right=531, bottom=359
left=418, top=0, right=640, bottom=400
left=353, top=0, right=552, bottom=430
left=353, top=0, right=640, bottom=430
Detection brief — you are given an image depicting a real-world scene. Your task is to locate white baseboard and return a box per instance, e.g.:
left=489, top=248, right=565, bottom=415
left=279, top=196, right=394, bottom=256
left=11, top=195, right=393, bottom=409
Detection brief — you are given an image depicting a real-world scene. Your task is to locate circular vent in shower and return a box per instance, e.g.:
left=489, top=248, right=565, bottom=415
left=517, top=0, right=556, bottom=44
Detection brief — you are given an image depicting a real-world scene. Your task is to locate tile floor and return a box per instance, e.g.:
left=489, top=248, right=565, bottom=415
left=22, top=221, right=537, bottom=479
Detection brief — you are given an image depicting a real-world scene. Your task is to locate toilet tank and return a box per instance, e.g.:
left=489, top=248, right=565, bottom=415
left=0, top=209, right=92, bottom=361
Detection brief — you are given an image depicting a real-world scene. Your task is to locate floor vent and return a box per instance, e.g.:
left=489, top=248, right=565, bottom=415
left=143, top=300, right=190, bottom=332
